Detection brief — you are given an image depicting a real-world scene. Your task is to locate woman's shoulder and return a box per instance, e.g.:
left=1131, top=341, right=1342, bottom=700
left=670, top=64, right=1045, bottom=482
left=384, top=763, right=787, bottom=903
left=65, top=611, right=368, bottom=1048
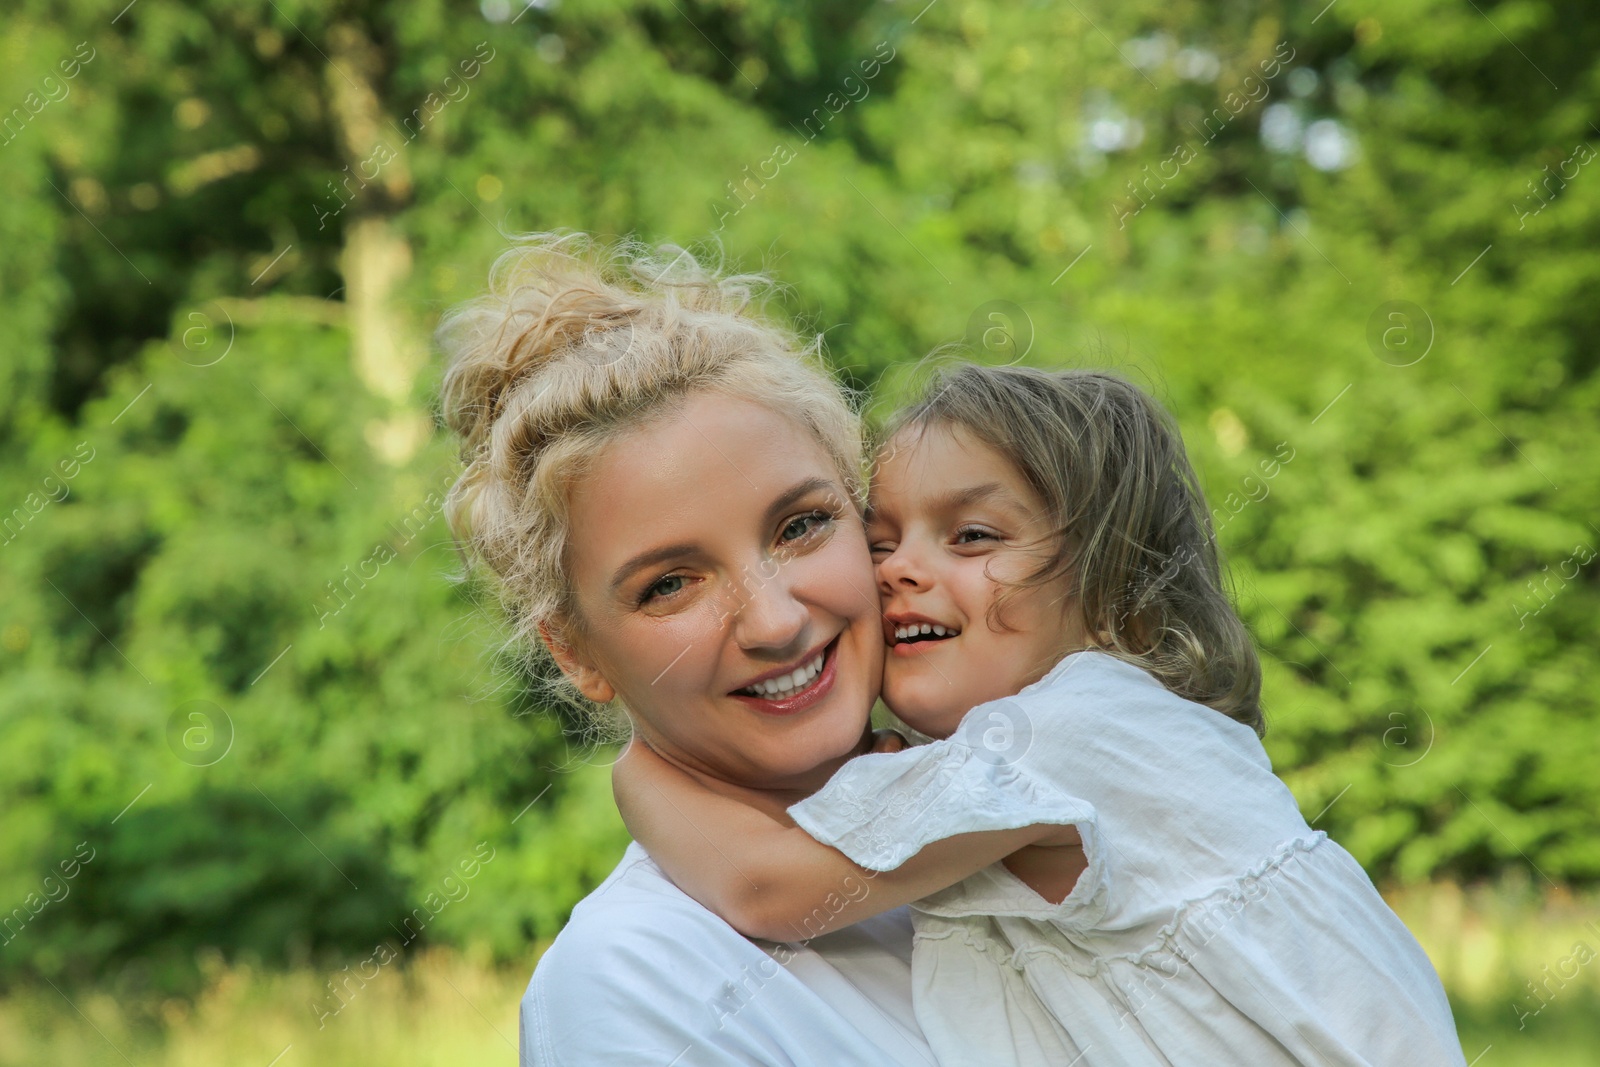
left=533, top=843, right=757, bottom=969
left=523, top=843, right=928, bottom=1067
left=522, top=844, right=781, bottom=1063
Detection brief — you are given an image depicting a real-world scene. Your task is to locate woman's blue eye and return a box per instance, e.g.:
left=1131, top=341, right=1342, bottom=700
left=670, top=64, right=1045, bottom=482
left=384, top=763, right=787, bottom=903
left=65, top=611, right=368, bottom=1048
left=641, top=574, right=685, bottom=603
left=781, top=510, right=832, bottom=542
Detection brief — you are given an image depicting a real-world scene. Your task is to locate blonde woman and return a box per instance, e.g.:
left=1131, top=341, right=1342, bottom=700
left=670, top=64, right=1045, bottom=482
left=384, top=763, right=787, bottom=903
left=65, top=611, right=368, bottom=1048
left=438, top=234, right=933, bottom=1066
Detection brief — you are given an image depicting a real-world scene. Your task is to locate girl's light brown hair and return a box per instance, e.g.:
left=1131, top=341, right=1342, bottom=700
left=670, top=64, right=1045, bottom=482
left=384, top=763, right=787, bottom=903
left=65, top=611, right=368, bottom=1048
left=435, top=232, right=864, bottom=712
left=887, top=364, right=1264, bottom=735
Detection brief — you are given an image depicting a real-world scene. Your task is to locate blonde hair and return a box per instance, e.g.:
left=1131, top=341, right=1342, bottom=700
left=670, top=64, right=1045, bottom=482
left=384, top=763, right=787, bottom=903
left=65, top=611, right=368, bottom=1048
left=887, top=364, right=1264, bottom=735
left=436, top=232, right=864, bottom=709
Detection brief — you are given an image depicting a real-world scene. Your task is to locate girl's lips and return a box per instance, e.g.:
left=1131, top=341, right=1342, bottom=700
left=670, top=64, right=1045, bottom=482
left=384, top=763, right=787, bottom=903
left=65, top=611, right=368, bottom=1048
left=730, top=635, right=841, bottom=717
left=883, top=612, right=962, bottom=647
left=889, top=631, right=955, bottom=658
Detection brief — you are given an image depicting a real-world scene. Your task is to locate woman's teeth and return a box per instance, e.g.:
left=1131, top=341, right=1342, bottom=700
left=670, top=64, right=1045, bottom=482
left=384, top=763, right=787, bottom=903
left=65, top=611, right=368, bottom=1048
left=738, top=650, right=826, bottom=698
left=894, top=623, right=957, bottom=642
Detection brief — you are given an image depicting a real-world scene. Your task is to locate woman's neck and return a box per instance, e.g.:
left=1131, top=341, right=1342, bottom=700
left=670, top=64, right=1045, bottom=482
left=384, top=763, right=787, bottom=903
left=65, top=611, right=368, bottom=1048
left=641, top=724, right=874, bottom=820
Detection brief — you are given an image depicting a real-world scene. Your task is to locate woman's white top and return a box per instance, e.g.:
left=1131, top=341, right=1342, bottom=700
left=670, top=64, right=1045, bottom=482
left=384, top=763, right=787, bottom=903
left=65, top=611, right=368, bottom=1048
left=521, top=841, right=936, bottom=1066
left=789, top=651, right=1466, bottom=1067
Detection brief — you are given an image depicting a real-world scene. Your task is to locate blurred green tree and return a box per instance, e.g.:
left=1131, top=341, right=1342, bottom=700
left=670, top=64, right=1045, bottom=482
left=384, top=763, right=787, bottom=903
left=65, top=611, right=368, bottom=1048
left=0, top=0, right=1595, bottom=995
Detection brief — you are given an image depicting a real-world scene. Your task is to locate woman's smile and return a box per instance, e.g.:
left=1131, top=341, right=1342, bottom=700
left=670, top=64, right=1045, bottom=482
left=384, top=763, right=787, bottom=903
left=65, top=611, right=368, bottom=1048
left=729, top=633, right=842, bottom=714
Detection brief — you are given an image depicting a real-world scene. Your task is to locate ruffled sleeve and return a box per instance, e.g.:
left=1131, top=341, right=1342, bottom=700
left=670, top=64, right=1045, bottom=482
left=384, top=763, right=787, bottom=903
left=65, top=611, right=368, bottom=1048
left=788, top=734, right=1097, bottom=875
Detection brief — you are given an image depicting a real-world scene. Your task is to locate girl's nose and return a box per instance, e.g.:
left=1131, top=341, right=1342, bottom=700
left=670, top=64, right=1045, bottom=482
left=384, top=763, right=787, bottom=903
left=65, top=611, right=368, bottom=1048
left=877, top=541, right=930, bottom=593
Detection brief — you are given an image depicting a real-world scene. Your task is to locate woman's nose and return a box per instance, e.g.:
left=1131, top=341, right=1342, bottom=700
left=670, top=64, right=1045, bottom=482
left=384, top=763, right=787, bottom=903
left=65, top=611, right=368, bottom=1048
left=729, top=566, right=809, bottom=650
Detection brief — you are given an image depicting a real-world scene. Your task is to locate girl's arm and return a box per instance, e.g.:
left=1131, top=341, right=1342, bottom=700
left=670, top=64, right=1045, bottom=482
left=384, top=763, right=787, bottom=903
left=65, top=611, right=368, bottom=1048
left=613, top=739, right=1079, bottom=943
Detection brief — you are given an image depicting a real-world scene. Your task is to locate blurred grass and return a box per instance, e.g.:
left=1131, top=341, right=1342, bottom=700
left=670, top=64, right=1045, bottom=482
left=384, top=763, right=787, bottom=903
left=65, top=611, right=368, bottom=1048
left=0, top=948, right=527, bottom=1067
left=5, top=880, right=1599, bottom=1066
left=1392, top=878, right=1600, bottom=1064
left=1453, top=1001, right=1600, bottom=1067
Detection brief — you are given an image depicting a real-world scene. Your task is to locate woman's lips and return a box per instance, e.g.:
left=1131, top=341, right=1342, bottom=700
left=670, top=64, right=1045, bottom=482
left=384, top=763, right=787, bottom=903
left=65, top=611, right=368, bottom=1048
left=730, top=635, right=841, bottom=717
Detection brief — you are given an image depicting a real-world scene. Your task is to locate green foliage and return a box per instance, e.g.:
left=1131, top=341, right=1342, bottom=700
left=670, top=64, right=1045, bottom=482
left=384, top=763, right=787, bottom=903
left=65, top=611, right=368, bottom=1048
left=0, top=0, right=1596, bottom=1005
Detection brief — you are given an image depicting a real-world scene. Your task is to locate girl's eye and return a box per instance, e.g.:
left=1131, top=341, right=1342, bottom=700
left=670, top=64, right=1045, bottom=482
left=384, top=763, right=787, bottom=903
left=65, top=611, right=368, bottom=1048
left=869, top=542, right=896, bottom=556
left=780, top=509, right=833, bottom=543
left=954, top=526, right=997, bottom=545
left=639, top=574, right=686, bottom=604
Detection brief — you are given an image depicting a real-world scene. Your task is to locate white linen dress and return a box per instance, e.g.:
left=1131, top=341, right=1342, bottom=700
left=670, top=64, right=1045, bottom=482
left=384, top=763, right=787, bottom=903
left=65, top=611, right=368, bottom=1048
left=522, top=841, right=936, bottom=1066
left=788, top=651, right=1466, bottom=1067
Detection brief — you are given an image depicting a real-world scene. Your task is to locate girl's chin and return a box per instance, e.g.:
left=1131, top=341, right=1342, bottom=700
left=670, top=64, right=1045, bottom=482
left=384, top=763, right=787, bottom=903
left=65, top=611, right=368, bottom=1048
left=882, top=693, right=963, bottom=739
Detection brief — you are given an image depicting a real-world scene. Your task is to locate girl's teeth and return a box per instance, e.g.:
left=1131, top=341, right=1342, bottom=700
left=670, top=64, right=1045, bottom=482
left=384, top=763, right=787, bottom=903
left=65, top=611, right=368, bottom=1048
left=893, top=623, right=958, bottom=641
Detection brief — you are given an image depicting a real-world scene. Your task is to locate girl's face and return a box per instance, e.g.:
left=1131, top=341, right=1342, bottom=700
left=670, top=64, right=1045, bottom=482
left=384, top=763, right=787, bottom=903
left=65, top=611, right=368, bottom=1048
left=866, top=422, right=1087, bottom=738
left=553, top=391, right=883, bottom=793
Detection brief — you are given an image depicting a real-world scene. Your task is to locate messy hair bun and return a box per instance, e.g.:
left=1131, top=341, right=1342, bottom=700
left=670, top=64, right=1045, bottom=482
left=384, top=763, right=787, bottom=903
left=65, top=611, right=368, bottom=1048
left=436, top=232, right=863, bottom=706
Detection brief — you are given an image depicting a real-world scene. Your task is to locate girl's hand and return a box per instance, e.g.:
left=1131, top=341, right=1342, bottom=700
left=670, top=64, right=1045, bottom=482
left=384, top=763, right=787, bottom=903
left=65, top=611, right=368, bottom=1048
left=613, top=725, right=1076, bottom=943
left=870, top=728, right=909, bottom=754
left=612, top=736, right=678, bottom=842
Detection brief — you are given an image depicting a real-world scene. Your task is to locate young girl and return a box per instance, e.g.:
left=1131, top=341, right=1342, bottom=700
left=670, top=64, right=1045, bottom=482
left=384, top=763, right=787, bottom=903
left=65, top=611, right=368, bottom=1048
left=614, top=364, right=1465, bottom=1065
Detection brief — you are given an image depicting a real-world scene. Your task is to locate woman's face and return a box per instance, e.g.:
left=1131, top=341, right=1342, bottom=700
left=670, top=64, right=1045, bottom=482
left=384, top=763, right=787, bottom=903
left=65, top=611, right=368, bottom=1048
left=554, top=391, right=883, bottom=793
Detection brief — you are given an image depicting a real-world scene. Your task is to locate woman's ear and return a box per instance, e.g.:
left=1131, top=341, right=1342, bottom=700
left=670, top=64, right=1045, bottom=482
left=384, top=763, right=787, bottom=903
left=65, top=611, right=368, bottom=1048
left=537, top=621, right=617, bottom=704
